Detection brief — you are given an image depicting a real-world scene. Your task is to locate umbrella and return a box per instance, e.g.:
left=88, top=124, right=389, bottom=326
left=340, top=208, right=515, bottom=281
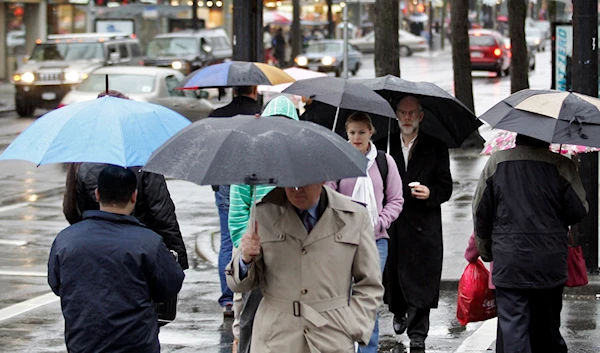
left=0, top=96, right=190, bottom=167
left=143, top=115, right=367, bottom=187
left=480, top=130, right=600, bottom=156
left=357, top=75, right=482, bottom=148
left=264, top=11, right=293, bottom=25
left=479, top=89, right=600, bottom=148
left=258, top=67, right=327, bottom=94
left=177, top=61, right=295, bottom=90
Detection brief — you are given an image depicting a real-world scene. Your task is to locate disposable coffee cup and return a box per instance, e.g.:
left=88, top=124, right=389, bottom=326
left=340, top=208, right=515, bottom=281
left=408, top=182, right=420, bottom=188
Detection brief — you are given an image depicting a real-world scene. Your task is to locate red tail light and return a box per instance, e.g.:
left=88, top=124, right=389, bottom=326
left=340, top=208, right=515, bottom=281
left=139, top=59, right=144, bottom=65
left=57, top=103, right=66, bottom=108
left=493, top=48, right=502, bottom=57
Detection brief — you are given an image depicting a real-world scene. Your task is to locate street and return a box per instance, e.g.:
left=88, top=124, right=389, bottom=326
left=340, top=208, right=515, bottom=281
left=0, top=49, right=599, bottom=353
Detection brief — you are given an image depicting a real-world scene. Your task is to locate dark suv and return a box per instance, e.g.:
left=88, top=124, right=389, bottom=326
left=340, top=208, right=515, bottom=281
left=11, top=33, right=143, bottom=117
left=144, top=28, right=232, bottom=75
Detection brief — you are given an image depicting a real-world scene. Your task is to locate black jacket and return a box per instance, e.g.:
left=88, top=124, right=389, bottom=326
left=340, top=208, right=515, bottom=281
left=64, top=163, right=189, bottom=270
left=473, top=145, right=588, bottom=289
left=48, top=211, right=185, bottom=353
left=209, top=95, right=261, bottom=118
left=377, top=132, right=452, bottom=309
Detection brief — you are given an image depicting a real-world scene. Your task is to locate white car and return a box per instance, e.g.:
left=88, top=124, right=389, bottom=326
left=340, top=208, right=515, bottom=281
left=60, top=66, right=214, bottom=122
left=525, top=27, right=546, bottom=52
left=349, top=29, right=428, bottom=56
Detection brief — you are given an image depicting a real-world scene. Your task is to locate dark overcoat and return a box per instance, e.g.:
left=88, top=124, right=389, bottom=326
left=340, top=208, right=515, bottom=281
left=378, top=132, right=452, bottom=309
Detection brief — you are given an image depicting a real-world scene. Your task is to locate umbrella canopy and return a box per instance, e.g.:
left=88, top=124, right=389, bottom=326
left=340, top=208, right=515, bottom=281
left=177, top=61, right=295, bottom=90
left=264, top=11, right=293, bottom=25
left=0, top=96, right=190, bottom=167
left=479, top=89, right=600, bottom=148
left=281, top=76, right=397, bottom=119
left=143, top=115, right=367, bottom=187
left=357, top=75, right=482, bottom=148
left=481, top=130, right=600, bottom=156
left=258, top=67, right=327, bottom=94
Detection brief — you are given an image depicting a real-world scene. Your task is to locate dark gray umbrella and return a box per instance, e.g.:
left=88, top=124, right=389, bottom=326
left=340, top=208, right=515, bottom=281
left=479, top=89, right=600, bottom=147
left=281, top=76, right=397, bottom=120
left=143, top=115, right=368, bottom=187
left=357, top=75, right=482, bottom=148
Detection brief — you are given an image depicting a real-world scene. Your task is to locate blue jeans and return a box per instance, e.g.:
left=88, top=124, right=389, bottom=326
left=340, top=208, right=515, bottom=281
left=216, top=186, right=234, bottom=307
left=359, top=238, right=388, bottom=353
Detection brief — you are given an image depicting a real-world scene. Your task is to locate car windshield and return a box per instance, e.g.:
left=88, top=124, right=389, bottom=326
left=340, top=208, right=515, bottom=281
left=146, top=38, right=199, bottom=57
left=78, top=74, right=156, bottom=94
left=306, top=42, right=342, bottom=53
left=30, top=43, right=104, bottom=61
left=469, top=35, right=497, bottom=46
left=526, top=28, right=540, bottom=37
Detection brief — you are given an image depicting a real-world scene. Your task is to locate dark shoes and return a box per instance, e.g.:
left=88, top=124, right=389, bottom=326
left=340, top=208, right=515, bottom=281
left=410, top=339, right=425, bottom=353
left=223, top=303, right=234, bottom=318
left=393, top=315, right=407, bottom=334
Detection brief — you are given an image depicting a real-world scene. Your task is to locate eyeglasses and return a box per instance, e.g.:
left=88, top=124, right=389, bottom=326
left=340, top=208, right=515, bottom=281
left=396, top=110, right=421, bottom=118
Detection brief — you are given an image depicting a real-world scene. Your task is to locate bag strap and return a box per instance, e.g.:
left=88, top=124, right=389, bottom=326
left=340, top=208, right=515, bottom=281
left=375, top=150, right=388, bottom=207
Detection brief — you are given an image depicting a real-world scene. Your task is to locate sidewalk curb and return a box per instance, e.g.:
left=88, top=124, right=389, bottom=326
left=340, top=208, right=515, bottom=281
left=194, top=230, right=219, bottom=267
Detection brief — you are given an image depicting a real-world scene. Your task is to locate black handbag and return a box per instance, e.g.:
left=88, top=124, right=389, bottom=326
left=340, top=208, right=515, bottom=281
left=154, top=250, right=179, bottom=326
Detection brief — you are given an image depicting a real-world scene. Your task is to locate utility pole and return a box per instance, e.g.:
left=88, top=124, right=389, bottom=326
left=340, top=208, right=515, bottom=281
left=232, top=0, right=263, bottom=62
left=191, top=0, right=199, bottom=30
left=343, top=2, right=349, bottom=78
left=572, top=0, right=599, bottom=271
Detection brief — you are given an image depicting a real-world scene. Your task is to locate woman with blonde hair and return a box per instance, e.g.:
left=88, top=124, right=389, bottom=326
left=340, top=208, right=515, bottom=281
left=328, top=111, right=404, bottom=353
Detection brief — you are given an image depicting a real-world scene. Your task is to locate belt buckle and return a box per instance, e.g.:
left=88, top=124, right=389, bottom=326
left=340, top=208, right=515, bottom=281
left=293, top=301, right=301, bottom=317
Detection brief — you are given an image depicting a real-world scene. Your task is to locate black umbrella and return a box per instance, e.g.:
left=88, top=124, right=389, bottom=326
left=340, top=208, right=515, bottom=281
left=357, top=75, right=482, bottom=148
left=282, top=76, right=397, bottom=122
left=143, top=115, right=368, bottom=187
left=479, top=89, right=600, bottom=147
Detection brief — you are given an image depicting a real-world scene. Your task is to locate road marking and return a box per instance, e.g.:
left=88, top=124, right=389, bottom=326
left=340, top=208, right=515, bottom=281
left=0, top=292, right=58, bottom=323
left=0, top=239, right=27, bottom=246
left=0, top=270, right=46, bottom=277
left=454, top=317, right=497, bottom=353
left=0, top=202, right=29, bottom=213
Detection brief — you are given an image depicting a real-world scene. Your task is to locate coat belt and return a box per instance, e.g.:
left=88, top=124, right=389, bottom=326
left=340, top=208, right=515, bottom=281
left=262, top=293, right=349, bottom=328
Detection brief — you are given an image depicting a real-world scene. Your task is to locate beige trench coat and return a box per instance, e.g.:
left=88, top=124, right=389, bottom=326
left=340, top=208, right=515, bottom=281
left=226, top=186, right=384, bottom=353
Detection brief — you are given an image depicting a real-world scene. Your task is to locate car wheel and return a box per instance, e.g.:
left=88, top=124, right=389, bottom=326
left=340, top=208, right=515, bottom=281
left=400, top=45, right=412, bottom=57
left=496, top=67, right=503, bottom=78
left=351, top=63, right=360, bottom=76
left=503, top=66, right=510, bottom=76
left=15, top=96, right=35, bottom=117
left=335, top=66, right=342, bottom=77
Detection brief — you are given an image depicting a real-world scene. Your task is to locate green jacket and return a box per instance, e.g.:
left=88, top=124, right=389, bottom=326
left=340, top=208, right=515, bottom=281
left=228, top=185, right=275, bottom=248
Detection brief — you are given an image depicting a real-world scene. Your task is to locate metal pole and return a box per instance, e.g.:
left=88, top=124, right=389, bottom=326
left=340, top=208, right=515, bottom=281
left=572, top=0, right=599, bottom=271
left=343, top=2, right=349, bottom=78
left=192, top=0, right=199, bottom=30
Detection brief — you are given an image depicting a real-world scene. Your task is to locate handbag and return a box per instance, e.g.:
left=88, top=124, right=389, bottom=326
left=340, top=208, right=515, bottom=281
left=154, top=250, right=179, bottom=326
left=566, top=231, right=589, bottom=287
left=456, top=259, right=497, bottom=326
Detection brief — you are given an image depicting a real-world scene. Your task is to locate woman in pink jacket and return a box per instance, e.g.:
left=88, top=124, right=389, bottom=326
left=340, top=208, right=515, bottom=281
left=328, top=111, right=404, bottom=353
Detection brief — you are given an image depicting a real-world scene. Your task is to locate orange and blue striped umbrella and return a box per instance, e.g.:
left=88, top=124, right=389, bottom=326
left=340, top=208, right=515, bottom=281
left=178, top=61, right=295, bottom=90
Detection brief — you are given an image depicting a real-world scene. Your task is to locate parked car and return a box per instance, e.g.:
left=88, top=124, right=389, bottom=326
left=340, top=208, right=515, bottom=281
left=468, top=29, right=511, bottom=77
left=525, top=27, right=546, bottom=52
left=60, top=66, right=214, bottom=122
left=11, top=33, right=144, bottom=117
left=294, top=40, right=362, bottom=77
left=349, top=29, right=428, bottom=56
left=144, top=28, right=232, bottom=75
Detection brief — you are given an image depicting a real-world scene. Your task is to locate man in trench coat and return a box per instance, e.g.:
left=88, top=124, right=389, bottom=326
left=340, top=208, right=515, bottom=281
left=226, top=184, right=383, bottom=353
left=377, top=96, right=452, bottom=351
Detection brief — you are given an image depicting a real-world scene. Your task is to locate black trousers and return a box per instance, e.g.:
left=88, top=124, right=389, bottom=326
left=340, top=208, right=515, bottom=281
left=495, top=286, right=567, bottom=353
left=391, top=289, right=430, bottom=346
left=238, top=288, right=263, bottom=353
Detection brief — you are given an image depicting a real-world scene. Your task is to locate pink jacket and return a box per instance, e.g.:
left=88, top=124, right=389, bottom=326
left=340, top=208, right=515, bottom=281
left=326, top=153, right=404, bottom=240
left=464, top=232, right=495, bottom=290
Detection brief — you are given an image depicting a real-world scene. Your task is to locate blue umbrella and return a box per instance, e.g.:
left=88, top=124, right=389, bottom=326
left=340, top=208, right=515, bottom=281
left=0, top=96, right=191, bottom=167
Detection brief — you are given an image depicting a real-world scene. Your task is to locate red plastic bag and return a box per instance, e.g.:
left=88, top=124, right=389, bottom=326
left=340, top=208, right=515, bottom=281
left=456, top=259, right=497, bottom=326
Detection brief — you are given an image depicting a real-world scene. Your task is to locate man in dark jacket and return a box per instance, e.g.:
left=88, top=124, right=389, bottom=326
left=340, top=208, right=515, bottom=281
left=209, top=85, right=262, bottom=318
left=49, top=165, right=185, bottom=353
left=377, top=96, right=452, bottom=352
left=64, top=162, right=188, bottom=270
left=473, top=134, right=588, bottom=353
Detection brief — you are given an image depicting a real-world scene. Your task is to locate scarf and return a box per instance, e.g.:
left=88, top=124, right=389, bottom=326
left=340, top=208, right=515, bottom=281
left=351, top=141, right=379, bottom=228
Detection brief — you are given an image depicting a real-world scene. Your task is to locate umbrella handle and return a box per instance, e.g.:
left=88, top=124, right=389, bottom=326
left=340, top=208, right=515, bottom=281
left=250, top=185, right=257, bottom=234
left=332, top=107, right=340, bottom=132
